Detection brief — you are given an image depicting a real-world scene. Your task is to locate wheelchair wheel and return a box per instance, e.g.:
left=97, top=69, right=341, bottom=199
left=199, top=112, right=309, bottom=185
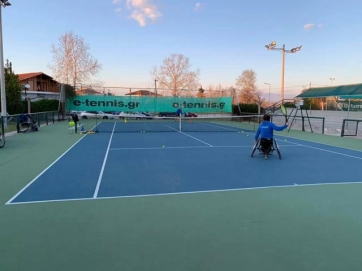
left=0, top=132, right=4, bottom=148
left=18, top=122, right=31, bottom=133
left=273, top=139, right=282, bottom=159
left=251, top=138, right=260, bottom=157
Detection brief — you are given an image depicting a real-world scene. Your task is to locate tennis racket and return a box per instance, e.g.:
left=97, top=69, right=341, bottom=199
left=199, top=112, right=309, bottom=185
left=280, top=104, right=288, bottom=123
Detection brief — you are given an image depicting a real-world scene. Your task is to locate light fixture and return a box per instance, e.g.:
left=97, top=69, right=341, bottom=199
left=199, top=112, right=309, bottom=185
left=0, top=0, right=11, bottom=7
left=265, top=41, right=302, bottom=101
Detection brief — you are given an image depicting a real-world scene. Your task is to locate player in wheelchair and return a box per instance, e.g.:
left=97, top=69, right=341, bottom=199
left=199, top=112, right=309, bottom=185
left=251, top=114, right=288, bottom=159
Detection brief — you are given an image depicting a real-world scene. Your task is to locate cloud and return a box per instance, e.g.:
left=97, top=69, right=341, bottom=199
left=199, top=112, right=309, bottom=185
left=113, top=0, right=162, bottom=26
left=129, top=10, right=147, bottom=27
left=126, top=0, right=162, bottom=26
left=304, top=23, right=314, bottom=30
left=194, top=2, right=202, bottom=12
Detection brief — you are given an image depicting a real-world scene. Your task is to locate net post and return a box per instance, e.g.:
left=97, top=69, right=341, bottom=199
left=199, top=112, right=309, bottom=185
left=322, top=117, right=325, bottom=134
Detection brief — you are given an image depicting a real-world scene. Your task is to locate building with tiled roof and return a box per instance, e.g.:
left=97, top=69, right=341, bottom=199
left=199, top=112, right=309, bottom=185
left=18, top=72, right=60, bottom=93
left=125, top=90, right=159, bottom=96
left=76, top=87, right=103, bottom=95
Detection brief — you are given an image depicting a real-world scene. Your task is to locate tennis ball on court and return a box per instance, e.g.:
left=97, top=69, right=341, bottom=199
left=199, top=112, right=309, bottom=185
left=285, top=139, right=287, bottom=141
left=162, top=145, right=165, bottom=148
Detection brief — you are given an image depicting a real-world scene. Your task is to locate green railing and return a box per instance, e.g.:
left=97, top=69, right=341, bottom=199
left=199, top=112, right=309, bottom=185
left=270, top=114, right=325, bottom=134
left=341, top=119, right=362, bottom=137
left=2, top=111, right=60, bottom=134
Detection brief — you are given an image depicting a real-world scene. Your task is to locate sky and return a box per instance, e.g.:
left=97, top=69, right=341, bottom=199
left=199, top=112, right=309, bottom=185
left=2, top=0, right=362, bottom=100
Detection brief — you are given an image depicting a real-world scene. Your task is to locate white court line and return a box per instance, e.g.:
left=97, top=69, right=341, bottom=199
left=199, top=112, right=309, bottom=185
left=274, top=135, right=362, bottom=154
left=196, top=122, right=239, bottom=132
left=295, top=143, right=362, bottom=160
left=277, top=139, right=362, bottom=160
left=93, top=122, right=116, bottom=198
left=6, top=181, right=362, bottom=205
left=165, top=125, right=213, bottom=147
left=5, top=134, right=89, bottom=205
left=178, top=131, right=213, bottom=147
left=109, top=145, right=302, bottom=151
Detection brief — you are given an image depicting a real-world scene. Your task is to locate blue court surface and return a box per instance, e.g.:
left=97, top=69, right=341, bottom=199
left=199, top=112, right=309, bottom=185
left=6, top=124, right=362, bottom=205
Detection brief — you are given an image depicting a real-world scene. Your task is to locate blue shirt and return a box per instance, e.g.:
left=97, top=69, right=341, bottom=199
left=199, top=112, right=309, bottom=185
left=255, top=121, right=287, bottom=140
left=176, top=108, right=182, bottom=116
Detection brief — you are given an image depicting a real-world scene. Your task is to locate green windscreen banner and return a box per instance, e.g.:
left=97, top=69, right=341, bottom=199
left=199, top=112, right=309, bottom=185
left=67, top=95, right=232, bottom=113
left=337, top=101, right=362, bottom=111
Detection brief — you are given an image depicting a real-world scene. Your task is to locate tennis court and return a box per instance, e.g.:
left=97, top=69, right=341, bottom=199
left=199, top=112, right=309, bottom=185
left=2, top=118, right=362, bottom=270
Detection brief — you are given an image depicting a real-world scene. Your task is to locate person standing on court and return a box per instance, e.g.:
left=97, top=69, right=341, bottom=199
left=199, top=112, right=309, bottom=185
left=175, top=106, right=183, bottom=122
left=71, top=113, right=80, bottom=133
left=254, top=114, right=288, bottom=154
left=176, top=106, right=183, bottom=118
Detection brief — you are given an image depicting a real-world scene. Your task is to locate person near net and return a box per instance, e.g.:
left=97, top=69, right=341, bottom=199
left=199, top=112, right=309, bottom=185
left=254, top=114, right=288, bottom=154
left=175, top=106, right=183, bottom=121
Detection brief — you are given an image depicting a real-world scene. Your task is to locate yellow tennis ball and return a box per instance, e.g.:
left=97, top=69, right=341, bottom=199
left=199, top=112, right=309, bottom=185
left=163, top=145, right=165, bottom=148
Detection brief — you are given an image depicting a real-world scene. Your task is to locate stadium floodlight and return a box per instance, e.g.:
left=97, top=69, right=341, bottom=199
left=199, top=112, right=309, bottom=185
left=291, top=45, right=302, bottom=53
left=0, top=0, right=11, bottom=7
left=265, top=41, right=302, bottom=101
left=0, top=0, right=10, bottom=129
left=265, top=41, right=276, bottom=50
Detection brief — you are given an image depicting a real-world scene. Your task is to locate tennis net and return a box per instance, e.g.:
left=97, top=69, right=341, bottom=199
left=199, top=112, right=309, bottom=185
left=91, top=115, right=262, bottom=133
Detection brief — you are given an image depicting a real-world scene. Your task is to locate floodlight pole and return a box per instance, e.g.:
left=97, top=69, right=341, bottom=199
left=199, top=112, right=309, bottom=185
left=265, top=41, right=302, bottom=102
left=329, top=78, right=335, bottom=86
left=0, top=0, right=10, bottom=128
left=154, top=79, right=157, bottom=96
left=327, top=78, right=335, bottom=110
left=264, top=82, right=271, bottom=104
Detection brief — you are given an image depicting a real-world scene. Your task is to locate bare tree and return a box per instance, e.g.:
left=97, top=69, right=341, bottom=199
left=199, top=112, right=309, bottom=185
left=151, top=54, right=200, bottom=97
left=48, top=31, right=102, bottom=88
left=254, top=90, right=265, bottom=115
left=235, top=69, right=257, bottom=103
left=207, top=84, right=233, bottom=98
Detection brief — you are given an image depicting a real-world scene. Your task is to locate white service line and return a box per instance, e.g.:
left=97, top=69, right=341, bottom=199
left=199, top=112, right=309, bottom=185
left=197, top=122, right=239, bottom=132
left=178, top=131, right=213, bottom=147
left=5, top=134, right=88, bottom=205
left=110, top=145, right=254, bottom=151
left=165, top=125, right=214, bottom=147
left=93, top=122, right=116, bottom=198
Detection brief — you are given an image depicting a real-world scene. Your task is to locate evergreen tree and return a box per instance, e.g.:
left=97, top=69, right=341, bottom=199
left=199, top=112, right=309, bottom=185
left=3, top=60, right=23, bottom=114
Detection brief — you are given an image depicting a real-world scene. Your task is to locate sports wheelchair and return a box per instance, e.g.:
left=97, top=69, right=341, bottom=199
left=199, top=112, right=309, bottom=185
left=251, top=138, right=282, bottom=159
left=18, top=114, right=39, bottom=133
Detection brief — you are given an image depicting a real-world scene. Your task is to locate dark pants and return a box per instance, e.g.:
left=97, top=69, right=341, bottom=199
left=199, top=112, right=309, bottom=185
left=260, top=138, right=273, bottom=154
